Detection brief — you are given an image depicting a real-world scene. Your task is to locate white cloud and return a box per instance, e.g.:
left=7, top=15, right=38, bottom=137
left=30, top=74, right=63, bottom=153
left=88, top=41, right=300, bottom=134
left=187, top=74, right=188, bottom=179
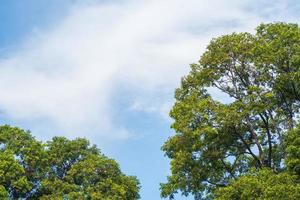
left=0, top=0, right=298, bottom=142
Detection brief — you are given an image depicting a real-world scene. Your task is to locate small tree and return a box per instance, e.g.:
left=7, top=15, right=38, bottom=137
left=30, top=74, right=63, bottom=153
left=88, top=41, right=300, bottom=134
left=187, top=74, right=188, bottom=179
left=0, top=125, right=140, bottom=199
left=161, top=22, right=300, bottom=199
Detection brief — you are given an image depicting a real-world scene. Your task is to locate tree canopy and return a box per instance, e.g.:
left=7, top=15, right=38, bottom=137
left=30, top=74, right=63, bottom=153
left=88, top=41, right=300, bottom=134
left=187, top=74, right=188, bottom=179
left=214, top=168, right=300, bottom=200
left=161, top=22, right=300, bottom=199
left=0, top=125, right=140, bottom=199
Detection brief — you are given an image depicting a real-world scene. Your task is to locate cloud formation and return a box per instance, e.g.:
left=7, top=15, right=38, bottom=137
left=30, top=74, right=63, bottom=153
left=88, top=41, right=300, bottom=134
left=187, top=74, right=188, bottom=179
left=0, top=0, right=298, bottom=141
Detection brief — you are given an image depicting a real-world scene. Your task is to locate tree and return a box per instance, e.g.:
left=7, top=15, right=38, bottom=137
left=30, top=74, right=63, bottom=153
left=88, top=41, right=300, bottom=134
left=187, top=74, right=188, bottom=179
left=214, top=169, right=300, bottom=200
left=161, top=22, right=300, bottom=199
left=214, top=126, right=300, bottom=200
left=0, top=125, right=140, bottom=199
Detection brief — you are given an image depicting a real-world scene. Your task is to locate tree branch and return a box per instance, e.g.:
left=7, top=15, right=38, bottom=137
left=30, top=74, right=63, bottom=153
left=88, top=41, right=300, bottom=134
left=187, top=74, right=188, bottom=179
left=233, top=126, right=262, bottom=168
left=259, top=113, right=272, bottom=168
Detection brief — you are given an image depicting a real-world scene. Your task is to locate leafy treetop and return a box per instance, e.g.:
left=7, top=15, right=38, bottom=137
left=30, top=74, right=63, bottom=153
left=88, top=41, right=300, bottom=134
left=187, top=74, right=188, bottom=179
left=161, top=22, right=300, bottom=199
left=0, top=125, right=140, bottom=200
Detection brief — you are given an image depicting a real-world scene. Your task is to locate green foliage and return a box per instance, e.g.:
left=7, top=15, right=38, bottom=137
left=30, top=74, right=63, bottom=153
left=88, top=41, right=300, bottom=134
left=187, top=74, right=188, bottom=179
left=214, top=169, right=300, bottom=200
left=285, top=125, right=300, bottom=176
left=0, top=185, right=8, bottom=199
left=0, top=125, right=140, bottom=199
left=161, top=22, right=300, bottom=199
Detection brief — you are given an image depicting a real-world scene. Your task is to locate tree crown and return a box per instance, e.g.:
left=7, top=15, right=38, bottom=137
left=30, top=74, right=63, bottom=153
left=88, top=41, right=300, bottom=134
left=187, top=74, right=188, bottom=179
left=161, top=22, right=300, bottom=199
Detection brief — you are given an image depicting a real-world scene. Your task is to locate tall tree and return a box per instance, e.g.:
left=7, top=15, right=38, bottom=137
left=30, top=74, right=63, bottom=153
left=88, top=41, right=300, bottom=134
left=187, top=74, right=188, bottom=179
left=161, top=22, right=300, bottom=199
left=0, top=125, right=140, bottom=199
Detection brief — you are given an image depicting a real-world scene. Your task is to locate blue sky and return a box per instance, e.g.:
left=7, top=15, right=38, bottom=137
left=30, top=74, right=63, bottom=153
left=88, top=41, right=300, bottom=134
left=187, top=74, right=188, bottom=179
left=0, top=0, right=299, bottom=199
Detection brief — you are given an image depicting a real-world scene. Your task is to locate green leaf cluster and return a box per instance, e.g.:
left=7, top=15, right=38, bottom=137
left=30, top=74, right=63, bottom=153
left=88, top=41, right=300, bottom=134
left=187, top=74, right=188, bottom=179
left=0, top=125, right=140, bottom=199
left=214, top=169, right=300, bottom=200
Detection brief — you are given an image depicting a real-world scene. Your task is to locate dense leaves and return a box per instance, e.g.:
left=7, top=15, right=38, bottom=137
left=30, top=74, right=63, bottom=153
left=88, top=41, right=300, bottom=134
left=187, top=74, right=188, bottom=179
left=0, top=125, right=140, bottom=199
left=285, top=126, right=300, bottom=176
left=214, top=169, right=300, bottom=200
left=161, top=22, right=300, bottom=199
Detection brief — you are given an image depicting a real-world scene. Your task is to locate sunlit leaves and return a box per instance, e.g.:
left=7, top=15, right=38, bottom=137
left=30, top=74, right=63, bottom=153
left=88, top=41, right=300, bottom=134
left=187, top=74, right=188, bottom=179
left=161, top=22, right=300, bottom=199
left=214, top=169, right=300, bottom=200
left=0, top=125, right=140, bottom=199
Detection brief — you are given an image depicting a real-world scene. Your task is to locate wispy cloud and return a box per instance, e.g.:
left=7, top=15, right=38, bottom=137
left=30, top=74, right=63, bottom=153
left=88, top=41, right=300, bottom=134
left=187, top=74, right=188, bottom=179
left=0, top=0, right=298, bottom=142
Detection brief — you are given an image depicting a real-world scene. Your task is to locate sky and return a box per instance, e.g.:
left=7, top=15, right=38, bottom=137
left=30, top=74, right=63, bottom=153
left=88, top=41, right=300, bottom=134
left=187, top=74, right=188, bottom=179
left=0, top=0, right=299, bottom=199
